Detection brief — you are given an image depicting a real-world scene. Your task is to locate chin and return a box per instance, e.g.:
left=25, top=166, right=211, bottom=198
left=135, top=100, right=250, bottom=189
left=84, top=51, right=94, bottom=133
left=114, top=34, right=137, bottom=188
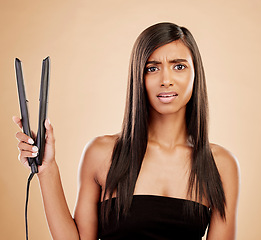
left=149, top=104, right=186, bottom=116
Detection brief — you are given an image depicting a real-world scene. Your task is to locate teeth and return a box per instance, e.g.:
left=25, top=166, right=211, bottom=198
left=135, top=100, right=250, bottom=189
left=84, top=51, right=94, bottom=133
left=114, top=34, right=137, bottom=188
left=159, top=95, right=176, bottom=97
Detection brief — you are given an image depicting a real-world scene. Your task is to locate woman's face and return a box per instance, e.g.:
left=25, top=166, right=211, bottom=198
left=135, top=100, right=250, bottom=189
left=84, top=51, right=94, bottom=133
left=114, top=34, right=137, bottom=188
left=144, top=40, right=195, bottom=116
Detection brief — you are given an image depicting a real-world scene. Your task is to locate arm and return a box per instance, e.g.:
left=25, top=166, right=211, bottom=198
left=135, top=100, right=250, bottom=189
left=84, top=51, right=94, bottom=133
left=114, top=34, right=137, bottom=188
left=73, top=138, right=104, bottom=240
left=73, top=134, right=118, bottom=239
left=14, top=116, right=79, bottom=239
left=14, top=115, right=113, bottom=239
left=207, top=144, right=241, bottom=240
left=38, top=162, right=79, bottom=239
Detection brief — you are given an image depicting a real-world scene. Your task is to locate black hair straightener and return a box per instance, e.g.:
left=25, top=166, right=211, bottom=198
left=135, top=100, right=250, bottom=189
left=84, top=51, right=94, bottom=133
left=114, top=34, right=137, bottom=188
left=15, top=57, right=50, bottom=240
left=15, top=57, right=50, bottom=174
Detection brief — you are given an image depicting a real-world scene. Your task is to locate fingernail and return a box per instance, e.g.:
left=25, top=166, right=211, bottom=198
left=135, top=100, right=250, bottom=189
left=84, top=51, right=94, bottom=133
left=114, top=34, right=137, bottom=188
left=32, top=152, right=38, bottom=157
left=28, top=139, right=34, bottom=144
left=32, top=146, right=38, bottom=152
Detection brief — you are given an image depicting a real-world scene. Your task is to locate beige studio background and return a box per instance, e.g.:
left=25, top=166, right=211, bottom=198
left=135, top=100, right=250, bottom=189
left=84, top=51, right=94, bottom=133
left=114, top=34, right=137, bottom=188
left=1, top=0, right=260, bottom=239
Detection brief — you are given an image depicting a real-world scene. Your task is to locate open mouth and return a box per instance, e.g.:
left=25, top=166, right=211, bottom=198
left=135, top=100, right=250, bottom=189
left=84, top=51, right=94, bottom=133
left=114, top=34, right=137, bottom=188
left=158, top=94, right=178, bottom=98
left=157, top=92, right=178, bottom=103
left=157, top=92, right=178, bottom=97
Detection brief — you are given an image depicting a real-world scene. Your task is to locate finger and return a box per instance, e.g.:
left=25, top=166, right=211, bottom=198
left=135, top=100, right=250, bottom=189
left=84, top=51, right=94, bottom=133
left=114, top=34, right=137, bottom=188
left=19, top=150, right=38, bottom=159
left=16, top=132, right=34, bottom=144
left=12, top=116, right=23, bottom=130
left=18, top=150, right=38, bottom=170
left=45, top=119, right=55, bottom=144
left=18, top=141, right=38, bottom=153
left=18, top=153, right=30, bottom=169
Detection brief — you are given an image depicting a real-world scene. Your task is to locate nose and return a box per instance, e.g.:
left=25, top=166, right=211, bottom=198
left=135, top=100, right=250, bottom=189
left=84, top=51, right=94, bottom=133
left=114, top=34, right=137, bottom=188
left=161, top=67, right=174, bottom=87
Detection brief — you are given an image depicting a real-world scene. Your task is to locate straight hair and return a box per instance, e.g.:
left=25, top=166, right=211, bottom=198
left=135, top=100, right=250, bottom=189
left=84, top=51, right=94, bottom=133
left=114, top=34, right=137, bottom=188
left=100, top=22, right=226, bottom=227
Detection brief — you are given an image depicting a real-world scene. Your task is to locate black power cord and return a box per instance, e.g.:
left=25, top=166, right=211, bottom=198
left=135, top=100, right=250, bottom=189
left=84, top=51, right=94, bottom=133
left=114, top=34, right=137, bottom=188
left=25, top=172, right=35, bottom=240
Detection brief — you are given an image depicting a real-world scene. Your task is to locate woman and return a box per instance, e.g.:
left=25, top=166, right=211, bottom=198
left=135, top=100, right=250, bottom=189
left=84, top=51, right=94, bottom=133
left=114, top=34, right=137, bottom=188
left=14, top=22, right=240, bottom=239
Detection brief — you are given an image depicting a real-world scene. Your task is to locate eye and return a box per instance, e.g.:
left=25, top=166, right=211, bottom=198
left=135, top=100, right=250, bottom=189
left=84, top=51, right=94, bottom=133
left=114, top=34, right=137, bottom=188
left=145, top=66, right=159, bottom=73
left=174, top=64, right=186, bottom=70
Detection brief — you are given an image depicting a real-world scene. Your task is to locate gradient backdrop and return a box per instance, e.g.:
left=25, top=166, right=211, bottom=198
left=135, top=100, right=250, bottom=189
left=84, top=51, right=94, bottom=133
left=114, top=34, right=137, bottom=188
left=1, top=0, right=260, bottom=239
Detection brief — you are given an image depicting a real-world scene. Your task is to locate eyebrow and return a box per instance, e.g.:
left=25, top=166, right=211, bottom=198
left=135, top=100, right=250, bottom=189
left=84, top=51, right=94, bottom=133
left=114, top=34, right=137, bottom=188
left=146, top=59, right=188, bottom=65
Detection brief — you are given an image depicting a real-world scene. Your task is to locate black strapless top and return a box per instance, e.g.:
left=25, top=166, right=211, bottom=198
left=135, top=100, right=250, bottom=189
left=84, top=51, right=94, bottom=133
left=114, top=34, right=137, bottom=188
left=98, top=195, right=211, bottom=240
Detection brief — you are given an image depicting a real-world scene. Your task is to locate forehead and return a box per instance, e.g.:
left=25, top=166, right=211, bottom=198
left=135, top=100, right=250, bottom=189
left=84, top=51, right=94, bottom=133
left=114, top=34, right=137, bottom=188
left=147, top=40, right=193, bottom=62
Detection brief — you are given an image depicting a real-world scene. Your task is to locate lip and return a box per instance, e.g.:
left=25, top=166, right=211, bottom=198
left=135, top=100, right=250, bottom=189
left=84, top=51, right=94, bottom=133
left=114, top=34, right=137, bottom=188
left=157, top=91, right=178, bottom=97
left=157, top=92, right=178, bottom=103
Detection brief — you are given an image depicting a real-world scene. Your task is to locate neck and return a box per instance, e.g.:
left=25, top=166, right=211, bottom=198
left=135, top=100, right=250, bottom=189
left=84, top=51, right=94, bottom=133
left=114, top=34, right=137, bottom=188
left=148, top=107, right=188, bottom=149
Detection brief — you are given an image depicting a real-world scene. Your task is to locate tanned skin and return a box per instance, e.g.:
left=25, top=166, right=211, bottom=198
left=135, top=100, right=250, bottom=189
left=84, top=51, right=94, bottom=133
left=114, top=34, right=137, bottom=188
left=14, top=40, right=240, bottom=240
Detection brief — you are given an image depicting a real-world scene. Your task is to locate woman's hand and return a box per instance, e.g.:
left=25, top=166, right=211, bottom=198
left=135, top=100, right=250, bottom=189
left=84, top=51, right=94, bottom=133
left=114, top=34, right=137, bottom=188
left=13, top=116, right=56, bottom=175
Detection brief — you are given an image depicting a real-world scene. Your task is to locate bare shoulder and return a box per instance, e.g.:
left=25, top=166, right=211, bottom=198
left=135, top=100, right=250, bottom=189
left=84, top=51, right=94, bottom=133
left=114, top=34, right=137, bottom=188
left=82, top=133, right=120, bottom=159
left=210, top=143, right=240, bottom=179
left=79, top=133, right=120, bottom=185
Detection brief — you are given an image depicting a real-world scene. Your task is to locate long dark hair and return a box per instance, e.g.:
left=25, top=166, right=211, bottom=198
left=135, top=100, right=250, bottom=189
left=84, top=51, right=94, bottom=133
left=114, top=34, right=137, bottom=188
left=100, top=22, right=226, bottom=226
